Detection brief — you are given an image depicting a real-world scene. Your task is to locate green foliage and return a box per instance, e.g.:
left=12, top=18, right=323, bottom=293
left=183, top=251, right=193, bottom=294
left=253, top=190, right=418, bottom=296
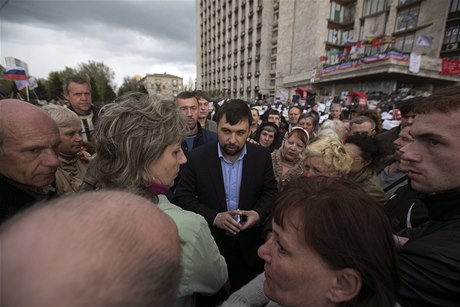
left=0, top=65, right=16, bottom=99
left=118, top=76, right=148, bottom=96
left=47, top=71, right=62, bottom=101
left=34, top=79, right=48, bottom=100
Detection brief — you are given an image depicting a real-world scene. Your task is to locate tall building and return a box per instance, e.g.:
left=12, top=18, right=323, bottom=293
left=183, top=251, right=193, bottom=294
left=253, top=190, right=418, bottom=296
left=196, top=0, right=460, bottom=103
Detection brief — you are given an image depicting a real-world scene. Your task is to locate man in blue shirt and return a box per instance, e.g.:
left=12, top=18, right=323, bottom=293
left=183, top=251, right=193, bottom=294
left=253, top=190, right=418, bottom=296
left=174, top=99, right=278, bottom=293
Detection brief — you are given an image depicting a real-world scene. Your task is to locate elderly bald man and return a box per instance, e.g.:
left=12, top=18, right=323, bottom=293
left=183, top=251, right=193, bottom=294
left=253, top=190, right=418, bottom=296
left=0, top=99, right=60, bottom=223
left=0, top=190, right=182, bottom=307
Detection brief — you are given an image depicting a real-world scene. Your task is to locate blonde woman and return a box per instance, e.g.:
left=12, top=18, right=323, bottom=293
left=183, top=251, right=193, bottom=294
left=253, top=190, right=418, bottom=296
left=302, top=137, right=352, bottom=178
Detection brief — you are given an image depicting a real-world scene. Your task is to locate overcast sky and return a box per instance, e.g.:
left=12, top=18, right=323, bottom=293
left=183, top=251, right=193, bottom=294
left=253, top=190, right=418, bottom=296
left=0, top=0, right=196, bottom=88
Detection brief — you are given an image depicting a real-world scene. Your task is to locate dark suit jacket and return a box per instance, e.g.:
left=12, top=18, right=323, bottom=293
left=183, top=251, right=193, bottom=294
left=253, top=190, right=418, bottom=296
left=173, top=141, right=278, bottom=267
left=174, top=141, right=277, bottom=225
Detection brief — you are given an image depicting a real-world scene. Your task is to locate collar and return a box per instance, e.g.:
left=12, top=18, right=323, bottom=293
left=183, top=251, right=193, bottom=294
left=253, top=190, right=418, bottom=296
left=422, top=189, right=460, bottom=220
left=217, top=143, right=247, bottom=163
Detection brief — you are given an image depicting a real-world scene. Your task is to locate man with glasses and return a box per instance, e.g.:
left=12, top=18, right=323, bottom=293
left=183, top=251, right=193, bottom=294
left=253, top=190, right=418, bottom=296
left=63, top=76, right=99, bottom=153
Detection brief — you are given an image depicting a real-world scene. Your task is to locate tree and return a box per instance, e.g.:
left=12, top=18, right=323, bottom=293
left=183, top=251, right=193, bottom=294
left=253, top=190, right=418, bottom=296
left=182, top=76, right=195, bottom=92
left=77, top=61, right=115, bottom=104
left=0, top=65, right=16, bottom=99
left=117, top=76, right=148, bottom=96
left=47, top=71, right=62, bottom=101
left=117, top=76, right=138, bottom=96
left=89, top=76, right=100, bottom=106
left=34, top=79, right=48, bottom=101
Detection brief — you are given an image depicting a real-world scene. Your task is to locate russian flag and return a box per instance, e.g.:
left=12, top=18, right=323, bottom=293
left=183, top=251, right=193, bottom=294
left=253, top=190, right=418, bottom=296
left=3, top=67, right=27, bottom=80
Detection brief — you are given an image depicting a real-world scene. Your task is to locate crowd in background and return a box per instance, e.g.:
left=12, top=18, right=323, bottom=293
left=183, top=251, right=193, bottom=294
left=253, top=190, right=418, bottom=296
left=1, top=77, right=460, bottom=307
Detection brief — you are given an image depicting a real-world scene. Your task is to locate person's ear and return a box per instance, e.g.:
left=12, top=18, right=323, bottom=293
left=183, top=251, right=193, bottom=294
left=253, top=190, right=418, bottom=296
left=326, top=268, right=362, bottom=303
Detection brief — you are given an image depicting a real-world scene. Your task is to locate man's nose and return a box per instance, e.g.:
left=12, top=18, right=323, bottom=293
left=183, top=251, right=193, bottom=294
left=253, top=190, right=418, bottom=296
left=42, top=149, right=60, bottom=168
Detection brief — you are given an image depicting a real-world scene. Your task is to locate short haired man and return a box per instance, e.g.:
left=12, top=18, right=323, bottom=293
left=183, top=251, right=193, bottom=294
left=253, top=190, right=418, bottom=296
left=287, top=105, right=302, bottom=128
left=397, top=90, right=460, bottom=306
left=174, top=99, right=278, bottom=292
left=63, top=76, right=100, bottom=151
left=0, top=190, right=181, bottom=306
left=42, top=104, right=91, bottom=195
left=265, top=108, right=281, bottom=127
left=176, top=91, right=217, bottom=156
left=249, top=107, right=260, bottom=139
left=349, top=115, right=376, bottom=137
left=195, top=90, right=217, bottom=132
left=375, top=97, right=423, bottom=172
left=0, top=99, right=60, bottom=224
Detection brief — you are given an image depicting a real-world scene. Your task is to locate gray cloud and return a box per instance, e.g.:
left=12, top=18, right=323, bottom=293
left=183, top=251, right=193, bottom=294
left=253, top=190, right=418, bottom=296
left=0, top=0, right=196, bottom=86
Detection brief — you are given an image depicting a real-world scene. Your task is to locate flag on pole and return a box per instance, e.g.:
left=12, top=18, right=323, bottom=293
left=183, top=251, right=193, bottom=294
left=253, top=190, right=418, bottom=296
left=3, top=67, right=28, bottom=80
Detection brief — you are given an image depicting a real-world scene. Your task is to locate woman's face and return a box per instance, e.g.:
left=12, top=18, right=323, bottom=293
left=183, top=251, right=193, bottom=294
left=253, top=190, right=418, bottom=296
left=303, top=156, right=330, bottom=177
left=146, top=143, right=187, bottom=186
left=283, top=134, right=306, bottom=163
left=298, top=117, right=314, bottom=135
left=258, top=220, right=337, bottom=307
left=345, top=143, right=368, bottom=174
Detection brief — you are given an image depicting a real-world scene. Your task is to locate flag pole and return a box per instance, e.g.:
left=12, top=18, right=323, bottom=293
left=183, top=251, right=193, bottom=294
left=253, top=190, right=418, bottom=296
left=26, top=84, right=30, bottom=101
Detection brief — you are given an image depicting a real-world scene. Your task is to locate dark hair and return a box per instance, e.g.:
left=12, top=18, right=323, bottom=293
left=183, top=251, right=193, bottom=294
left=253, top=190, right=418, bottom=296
left=175, top=91, right=198, bottom=104
left=350, top=115, right=376, bottom=130
left=416, top=87, right=460, bottom=114
left=216, top=99, right=252, bottom=126
left=346, top=135, right=380, bottom=170
left=62, top=76, right=90, bottom=95
left=396, top=97, right=422, bottom=116
left=288, top=105, right=302, bottom=113
left=194, top=90, right=210, bottom=102
left=250, top=107, right=260, bottom=116
left=254, top=121, right=279, bottom=152
left=272, top=176, right=399, bottom=307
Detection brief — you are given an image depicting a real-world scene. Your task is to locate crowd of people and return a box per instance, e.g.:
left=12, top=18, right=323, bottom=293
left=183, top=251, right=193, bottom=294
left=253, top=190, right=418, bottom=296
left=1, top=76, right=460, bottom=307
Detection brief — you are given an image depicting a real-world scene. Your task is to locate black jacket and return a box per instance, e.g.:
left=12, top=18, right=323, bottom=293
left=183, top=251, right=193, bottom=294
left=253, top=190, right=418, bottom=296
left=0, top=174, right=55, bottom=224
left=398, top=190, right=460, bottom=306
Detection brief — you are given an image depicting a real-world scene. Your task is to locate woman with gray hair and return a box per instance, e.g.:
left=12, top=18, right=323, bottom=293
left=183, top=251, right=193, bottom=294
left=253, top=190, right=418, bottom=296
left=42, top=104, right=91, bottom=195
left=93, top=92, right=228, bottom=307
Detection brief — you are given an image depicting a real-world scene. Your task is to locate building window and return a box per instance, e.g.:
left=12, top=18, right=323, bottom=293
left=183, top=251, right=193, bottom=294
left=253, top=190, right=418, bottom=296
left=271, top=47, right=277, bottom=55
left=451, top=0, right=460, bottom=12
left=327, top=29, right=353, bottom=45
left=395, top=33, right=415, bottom=52
left=271, top=62, right=277, bottom=70
left=395, top=6, right=419, bottom=32
left=329, top=1, right=355, bottom=24
left=326, top=48, right=343, bottom=64
left=363, top=0, right=388, bottom=17
left=399, top=0, right=421, bottom=6
left=270, top=79, right=276, bottom=86
left=444, top=24, right=460, bottom=44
